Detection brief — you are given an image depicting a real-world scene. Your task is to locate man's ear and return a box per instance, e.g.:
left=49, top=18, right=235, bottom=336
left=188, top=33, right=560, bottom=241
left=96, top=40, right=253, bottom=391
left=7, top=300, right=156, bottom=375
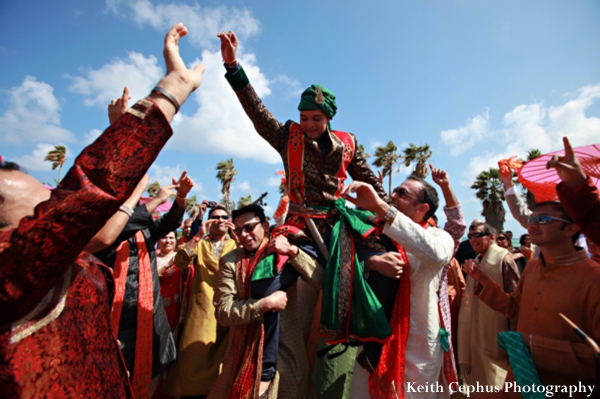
left=416, top=202, right=430, bottom=219
left=564, top=223, right=580, bottom=240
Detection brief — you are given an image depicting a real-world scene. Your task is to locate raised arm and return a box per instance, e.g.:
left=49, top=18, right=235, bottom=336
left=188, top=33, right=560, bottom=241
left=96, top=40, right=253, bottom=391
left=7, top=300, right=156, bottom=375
left=0, top=23, right=205, bottom=322
left=218, top=31, right=287, bottom=153
left=499, top=167, right=530, bottom=229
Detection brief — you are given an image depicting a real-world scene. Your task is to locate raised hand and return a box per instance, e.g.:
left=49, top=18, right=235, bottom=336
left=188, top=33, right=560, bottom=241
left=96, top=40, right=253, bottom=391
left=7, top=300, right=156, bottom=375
left=149, top=23, right=206, bottom=121
left=341, top=181, right=389, bottom=217
left=172, top=171, right=194, bottom=198
left=463, top=258, right=488, bottom=285
left=546, top=136, right=587, bottom=188
left=217, top=31, right=239, bottom=65
left=498, top=167, right=515, bottom=189
left=429, top=164, right=450, bottom=187
left=108, top=87, right=131, bottom=125
left=156, top=184, right=177, bottom=204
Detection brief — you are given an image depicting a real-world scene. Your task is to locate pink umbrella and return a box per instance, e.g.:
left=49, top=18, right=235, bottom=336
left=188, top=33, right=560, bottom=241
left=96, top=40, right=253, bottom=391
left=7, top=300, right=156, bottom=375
left=517, top=143, right=600, bottom=202
left=139, top=197, right=173, bottom=213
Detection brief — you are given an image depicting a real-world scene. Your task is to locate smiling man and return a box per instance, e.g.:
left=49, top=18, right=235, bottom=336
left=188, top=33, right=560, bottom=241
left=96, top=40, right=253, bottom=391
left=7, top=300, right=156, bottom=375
left=209, top=204, right=322, bottom=399
left=457, top=222, right=519, bottom=390
left=163, top=205, right=237, bottom=398
left=464, top=201, right=600, bottom=396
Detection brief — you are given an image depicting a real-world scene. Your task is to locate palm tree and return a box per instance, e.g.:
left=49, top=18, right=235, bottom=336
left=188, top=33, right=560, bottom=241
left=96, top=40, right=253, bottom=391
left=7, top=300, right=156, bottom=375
left=372, top=141, right=401, bottom=196
left=44, top=145, right=67, bottom=184
left=358, top=144, right=370, bottom=161
left=185, top=194, right=198, bottom=218
left=402, top=143, right=432, bottom=179
left=147, top=181, right=161, bottom=198
left=471, top=167, right=506, bottom=231
left=237, top=194, right=253, bottom=208
left=216, top=158, right=237, bottom=212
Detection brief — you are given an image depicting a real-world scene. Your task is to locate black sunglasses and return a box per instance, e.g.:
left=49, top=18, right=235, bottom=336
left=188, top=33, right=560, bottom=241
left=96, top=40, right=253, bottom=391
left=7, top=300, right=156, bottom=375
left=210, top=215, right=230, bottom=220
left=234, top=220, right=261, bottom=236
left=393, top=187, right=422, bottom=202
left=528, top=214, right=571, bottom=225
left=468, top=232, right=490, bottom=239
left=497, top=236, right=508, bottom=241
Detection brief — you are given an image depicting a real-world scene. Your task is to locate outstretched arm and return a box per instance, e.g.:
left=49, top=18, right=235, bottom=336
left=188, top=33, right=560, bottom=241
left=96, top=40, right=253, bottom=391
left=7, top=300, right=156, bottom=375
left=217, top=31, right=287, bottom=153
left=0, top=23, right=205, bottom=323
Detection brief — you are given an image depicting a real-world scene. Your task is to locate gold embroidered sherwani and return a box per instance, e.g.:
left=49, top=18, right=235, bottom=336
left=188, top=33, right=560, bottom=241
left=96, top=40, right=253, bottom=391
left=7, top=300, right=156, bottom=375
left=209, top=248, right=323, bottom=399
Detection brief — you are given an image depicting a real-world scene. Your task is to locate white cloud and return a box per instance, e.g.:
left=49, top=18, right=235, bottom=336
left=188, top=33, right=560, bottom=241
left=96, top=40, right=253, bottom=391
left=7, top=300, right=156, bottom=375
left=266, top=175, right=282, bottom=187
left=11, top=143, right=63, bottom=172
left=67, top=52, right=163, bottom=107
left=166, top=50, right=280, bottom=163
left=440, top=110, right=490, bottom=156
left=0, top=76, right=76, bottom=145
left=447, top=83, right=600, bottom=187
left=82, top=128, right=102, bottom=145
left=105, top=0, right=260, bottom=48
left=233, top=180, right=251, bottom=193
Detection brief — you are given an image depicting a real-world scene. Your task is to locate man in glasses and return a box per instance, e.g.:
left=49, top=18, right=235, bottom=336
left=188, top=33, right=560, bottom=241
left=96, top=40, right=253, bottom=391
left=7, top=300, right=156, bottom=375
left=163, top=205, right=238, bottom=398
left=211, top=204, right=322, bottom=399
left=457, top=222, right=519, bottom=388
left=464, top=201, right=600, bottom=392
left=340, top=177, right=455, bottom=398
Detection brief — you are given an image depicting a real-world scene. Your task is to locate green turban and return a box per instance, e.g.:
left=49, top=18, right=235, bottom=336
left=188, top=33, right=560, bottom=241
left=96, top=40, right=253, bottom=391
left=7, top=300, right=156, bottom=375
left=297, top=84, right=337, bottom=119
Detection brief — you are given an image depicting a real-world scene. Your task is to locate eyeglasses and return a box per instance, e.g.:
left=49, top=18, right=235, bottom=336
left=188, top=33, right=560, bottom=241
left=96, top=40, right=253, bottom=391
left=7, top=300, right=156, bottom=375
left=234, top=220, right=261, bottom=236
left=528, top=214, right=571, bottom=225
left=497, top=236, right=507, bottom=241
left=210, top=215, right=230, bottom=220
left=392, top=187, right=422, bottom=202
left=467, top=232, right=490, bottom=239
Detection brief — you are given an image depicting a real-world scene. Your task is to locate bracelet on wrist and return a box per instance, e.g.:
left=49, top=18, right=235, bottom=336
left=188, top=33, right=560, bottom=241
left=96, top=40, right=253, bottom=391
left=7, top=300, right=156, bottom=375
left=383, top=206, right=398, bottom=225
left=119, top=204, right=134, bottom=217
left=151, top=86, right=180, bottom=113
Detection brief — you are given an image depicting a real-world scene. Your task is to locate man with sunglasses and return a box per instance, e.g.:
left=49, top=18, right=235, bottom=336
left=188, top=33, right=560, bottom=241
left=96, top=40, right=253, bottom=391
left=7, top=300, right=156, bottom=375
left=341, top=177, right=455, bottom=398
left=163, top=205, right=238, bottom=398
left=464, top=201, right=600, bottom=393
left=211, top=204, right=322, bottom=399
left=457, top=222, right=519, bottom=388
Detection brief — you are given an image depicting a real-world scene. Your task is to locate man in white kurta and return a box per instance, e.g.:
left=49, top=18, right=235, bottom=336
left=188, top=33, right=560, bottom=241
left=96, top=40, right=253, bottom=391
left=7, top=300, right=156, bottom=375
left=344, top=177, right=454, bottom=398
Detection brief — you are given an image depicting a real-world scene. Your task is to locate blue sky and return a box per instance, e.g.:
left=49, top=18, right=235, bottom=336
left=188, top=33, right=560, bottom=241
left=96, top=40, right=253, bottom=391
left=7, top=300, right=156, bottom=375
left=2, top=0, right=600, bottom=236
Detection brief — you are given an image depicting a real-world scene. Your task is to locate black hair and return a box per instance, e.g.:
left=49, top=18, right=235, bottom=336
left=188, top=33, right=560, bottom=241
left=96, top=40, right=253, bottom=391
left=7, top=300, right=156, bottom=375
left=0, top=161, right=22, bottom=228
left=533, top=201, right=581, bottom=244
left=208, top=204, right=229, bottom=219
left=407, top=176, right=439, bottom=221
left=519, top=233, right=530, bottom=246
left=232, top=204, right=266, bottom=224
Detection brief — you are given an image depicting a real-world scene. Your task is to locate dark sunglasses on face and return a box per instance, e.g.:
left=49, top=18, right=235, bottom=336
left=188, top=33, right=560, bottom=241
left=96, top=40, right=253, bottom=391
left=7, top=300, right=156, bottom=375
left=234, top=220, right=261, bottom=236
left=210, top=215, right=230, bottom=220
left=497, top=236, right=507, bottom=241
left=393, top=187, right=422, bottom=202
left=468, top=232, right=490, bottom=239
left=528, top=214, right=571, bottom=225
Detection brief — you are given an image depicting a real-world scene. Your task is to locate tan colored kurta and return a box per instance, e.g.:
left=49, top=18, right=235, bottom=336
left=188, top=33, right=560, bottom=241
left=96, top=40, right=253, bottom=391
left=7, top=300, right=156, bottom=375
left=476, top=250, right=600, bottom=395
left=458, top=244, right=519, bottom=387
left=209, top=248, right=323, bottom=399
left=163, top=237, right=238, bottom=396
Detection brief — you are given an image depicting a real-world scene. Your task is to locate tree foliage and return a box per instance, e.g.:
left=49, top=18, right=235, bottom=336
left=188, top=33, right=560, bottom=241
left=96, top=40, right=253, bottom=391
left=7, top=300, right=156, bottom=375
left=471, top=167, right=506, bottom=231
left=402, top=143, right=432, bottom=179
left=216, top=158, right=237, bottom=212
left=44, top=145, right=67, bottom=183
left=372, top=141, right=400, bottom=196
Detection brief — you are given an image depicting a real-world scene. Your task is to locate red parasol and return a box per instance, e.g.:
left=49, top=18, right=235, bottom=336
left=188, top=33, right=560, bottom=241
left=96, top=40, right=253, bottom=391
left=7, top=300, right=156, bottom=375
left=517, top=143, right=600, bottom=202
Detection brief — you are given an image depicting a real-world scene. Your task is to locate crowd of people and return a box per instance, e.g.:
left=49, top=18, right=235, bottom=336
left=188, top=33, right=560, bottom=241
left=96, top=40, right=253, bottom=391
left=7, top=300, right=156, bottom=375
left=1, top=24, right=599, bottom=399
